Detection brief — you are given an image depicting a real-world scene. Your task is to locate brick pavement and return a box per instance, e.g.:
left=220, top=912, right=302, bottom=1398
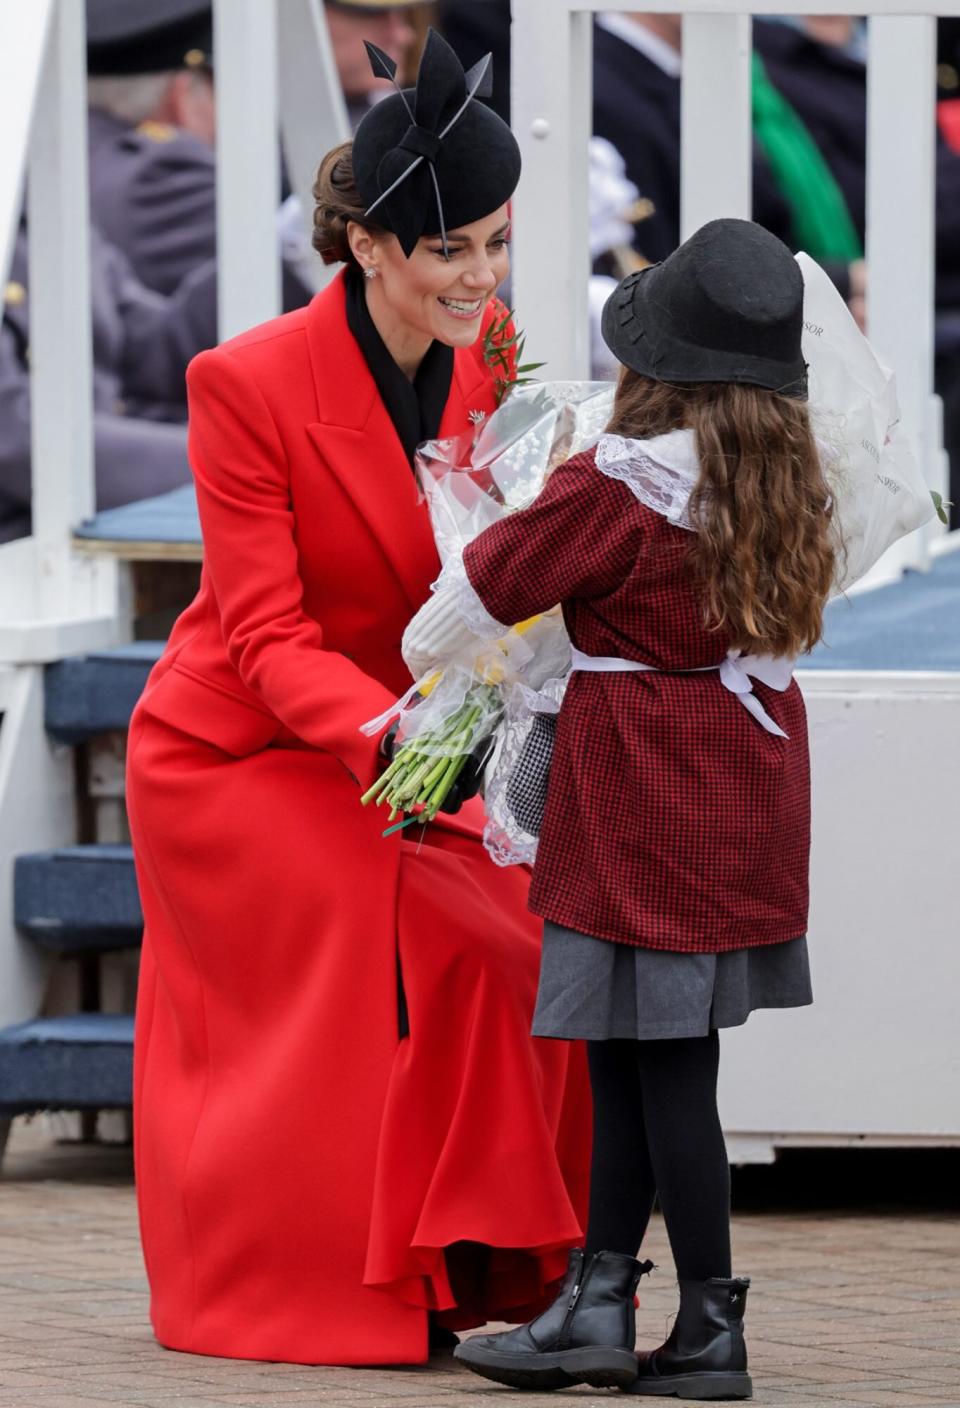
left=1, top=1120, right=958, bottom=1408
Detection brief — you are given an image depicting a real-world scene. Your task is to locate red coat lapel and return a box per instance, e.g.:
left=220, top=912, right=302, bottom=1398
left=304, top=273, right=498, bottom=613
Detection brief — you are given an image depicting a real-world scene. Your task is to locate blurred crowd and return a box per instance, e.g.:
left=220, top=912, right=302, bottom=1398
left=4, top=1, right=960, bottom=543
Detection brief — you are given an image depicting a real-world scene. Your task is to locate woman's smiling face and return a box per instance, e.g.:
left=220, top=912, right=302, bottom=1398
left=350, top=206, right=512, bottom=356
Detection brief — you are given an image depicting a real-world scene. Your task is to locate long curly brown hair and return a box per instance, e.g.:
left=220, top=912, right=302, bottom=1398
left=606, top=371, right=838, bottom=657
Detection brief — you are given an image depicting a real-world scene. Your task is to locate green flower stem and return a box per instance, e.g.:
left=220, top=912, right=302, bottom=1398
left=360, top=758, right=402, bottom=807
left=423, top=754, right=468, bottom=817
left=362, top=692, right=495, bottom=828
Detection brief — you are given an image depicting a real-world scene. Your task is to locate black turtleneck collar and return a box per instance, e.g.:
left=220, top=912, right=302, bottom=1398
left=345, top=268, right=455, bottom=467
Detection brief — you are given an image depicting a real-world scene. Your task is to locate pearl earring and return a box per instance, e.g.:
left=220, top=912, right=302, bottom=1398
left=364, top=266, right=378, bottom=281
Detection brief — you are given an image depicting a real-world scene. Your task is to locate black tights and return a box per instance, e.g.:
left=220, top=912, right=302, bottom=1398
left=585, top=1033, right=731, bottom=1281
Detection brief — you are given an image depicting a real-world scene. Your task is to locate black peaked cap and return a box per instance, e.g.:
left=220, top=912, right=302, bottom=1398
left=353, top=28, right=520, bottom=257
left=602, top=218, right=808, bottom=398
left=86, top=0, right=212, bottom=75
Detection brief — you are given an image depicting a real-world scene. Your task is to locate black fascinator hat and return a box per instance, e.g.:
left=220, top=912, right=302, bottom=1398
left=602, top=219, right=808, bottom=398
left=352, top=28, right=521, bottom=258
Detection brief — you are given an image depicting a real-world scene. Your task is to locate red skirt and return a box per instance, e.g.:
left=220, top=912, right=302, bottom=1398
left=127, top=710, right=590, bottom=1366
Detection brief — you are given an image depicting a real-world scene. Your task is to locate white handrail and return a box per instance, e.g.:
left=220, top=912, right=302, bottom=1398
left=0, top=2, right=52, bottom=293
left=867, top=16, right=940, bottom=575
left=579, top=0, right=960, bottom=11
left=214, top=0, right=282, bottom=341
left=278, top=0, right=350, bottom=294
left=29, top=0, right=95, bottom=607
left=0, top=0, right=347, bottom=644
left=513, top=1, right=947, bottom=579
left=680, top=14, right=751, bottom=240
left=510, top=4, right=592, bottom=386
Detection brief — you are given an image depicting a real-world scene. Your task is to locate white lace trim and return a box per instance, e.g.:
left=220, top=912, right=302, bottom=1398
left=595, top=430, right=700, bottom=531
left=433, top=552, right=510, bottom=639
left=482, top=674, right=569, bottom=868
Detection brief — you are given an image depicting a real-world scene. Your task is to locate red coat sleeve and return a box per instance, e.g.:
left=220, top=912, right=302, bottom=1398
left=185, top=346, right=395, bottom=787
left=462, top=452, right=647, bottom=626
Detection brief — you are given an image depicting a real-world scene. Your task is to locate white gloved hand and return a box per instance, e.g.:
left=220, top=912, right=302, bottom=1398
left=402, top=589, right=484, bottom=680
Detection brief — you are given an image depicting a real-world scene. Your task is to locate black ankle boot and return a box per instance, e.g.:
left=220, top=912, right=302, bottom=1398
left=625, top=1276, right=752, bottom=1399
left=454, top=1248, right=653, bottom=1391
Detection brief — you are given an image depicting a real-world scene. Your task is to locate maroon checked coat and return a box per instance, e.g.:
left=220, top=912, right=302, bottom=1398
left=462, top=447, right=811, bottom=954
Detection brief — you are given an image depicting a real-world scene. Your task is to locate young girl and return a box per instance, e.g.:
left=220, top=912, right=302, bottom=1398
left=402, top=218, right=837, bottom=1398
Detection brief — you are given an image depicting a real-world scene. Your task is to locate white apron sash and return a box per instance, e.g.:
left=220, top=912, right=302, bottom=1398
left=570, top=647, right=794, bottom=739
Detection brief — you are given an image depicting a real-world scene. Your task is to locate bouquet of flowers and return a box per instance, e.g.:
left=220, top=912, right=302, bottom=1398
left=359, top=627, right=540, bottom=833
left=359, top=381, right=612, bottom=842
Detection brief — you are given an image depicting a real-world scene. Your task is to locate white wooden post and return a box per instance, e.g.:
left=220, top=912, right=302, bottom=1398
left=277, top=0, right=350, bottom=294
left=0, top=1, right=52, bottom=287
left=512, top=1, right=592, bottom=380
left=680, top=14, right=752, bottom=239
left=215, top=0, right=282, bottom=340
left=867, top=15, right=939, bottom=576
left=25, top=0, right=119, bottom=634
left=0, top=1, right=122, bottom=649
left=0, top=666, right=76, bottom=1027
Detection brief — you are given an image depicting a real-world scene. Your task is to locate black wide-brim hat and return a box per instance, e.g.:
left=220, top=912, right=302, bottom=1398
left=353, top=29, right=520, bottom=257
left=602, top=218, right=808, bottom=398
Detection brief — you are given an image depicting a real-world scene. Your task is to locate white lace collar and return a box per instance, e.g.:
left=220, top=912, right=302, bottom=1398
left=594, top=429, right=700, bottom=531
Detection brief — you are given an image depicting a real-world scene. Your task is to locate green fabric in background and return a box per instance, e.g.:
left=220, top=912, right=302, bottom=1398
left=752, top=51, right=864, bottom=262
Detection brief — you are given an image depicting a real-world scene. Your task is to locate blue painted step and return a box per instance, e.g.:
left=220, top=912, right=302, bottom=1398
left=0, top=1014, right=133, bottom=1114
left=811, top=548, right=960, bottom=671
left=14, top=845, right=142, bottom=954
left=44, top=641, right=163, bottom=743
left=74, top=483, right=200, bottom=548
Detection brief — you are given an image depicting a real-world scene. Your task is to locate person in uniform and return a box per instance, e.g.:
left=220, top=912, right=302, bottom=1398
left=85, top=0, right=311, bottom=309
left=1, top=223, right=217, bottom=543
left=938, top=16, right=960, bottom=149
left=323, top=0, right=423, bottom=128
left=592, top=12, right=798, bottom=266
left=124, top=31, right=590, bottom=1367
left=753, top=15, right=960, bottom=519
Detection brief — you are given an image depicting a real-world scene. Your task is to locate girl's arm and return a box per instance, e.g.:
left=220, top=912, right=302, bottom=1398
left=462, top=451, right=646, bottom=627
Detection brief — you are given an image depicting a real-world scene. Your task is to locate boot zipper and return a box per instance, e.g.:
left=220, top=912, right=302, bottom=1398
left=557, top=1250, right=592, bottom=1350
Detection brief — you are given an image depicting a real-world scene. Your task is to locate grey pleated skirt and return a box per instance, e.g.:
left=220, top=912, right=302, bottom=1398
left=532, top=922, right=812, bottom=1041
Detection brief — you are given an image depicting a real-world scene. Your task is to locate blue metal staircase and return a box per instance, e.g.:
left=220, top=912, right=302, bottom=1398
left=0, top=1014, right=136, bottom=1114
left=0, top=645, right=159, bottom=1136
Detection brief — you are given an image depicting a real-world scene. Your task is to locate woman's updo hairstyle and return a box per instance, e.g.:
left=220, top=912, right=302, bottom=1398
left=311, top=140, right=385, bottom=269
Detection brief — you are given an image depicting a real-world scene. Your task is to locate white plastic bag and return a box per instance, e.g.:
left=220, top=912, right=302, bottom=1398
left=797, top=252, right=934, bottom=592
left=415, top=380, right=615, bottom=564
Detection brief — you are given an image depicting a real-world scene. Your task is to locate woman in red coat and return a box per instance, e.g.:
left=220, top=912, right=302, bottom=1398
left=125, top=32, right=589, bottom=1367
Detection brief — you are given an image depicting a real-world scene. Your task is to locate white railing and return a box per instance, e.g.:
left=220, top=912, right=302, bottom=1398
left=215, top=0, right=350, bottom=339
left=0, top=0, right=347, bottom=655
left=512, top=1, right=955, bottom=581
left=0, top=0, right=347, bottom=1025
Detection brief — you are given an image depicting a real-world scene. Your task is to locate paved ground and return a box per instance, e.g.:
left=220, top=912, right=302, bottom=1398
left=1, top=1120, right=958, bottom=1408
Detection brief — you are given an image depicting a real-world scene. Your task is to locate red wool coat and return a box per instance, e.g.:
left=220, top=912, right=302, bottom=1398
left=463, top=448, right=811, bottom=953
left=125, top=273, right=590, bottom=1367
